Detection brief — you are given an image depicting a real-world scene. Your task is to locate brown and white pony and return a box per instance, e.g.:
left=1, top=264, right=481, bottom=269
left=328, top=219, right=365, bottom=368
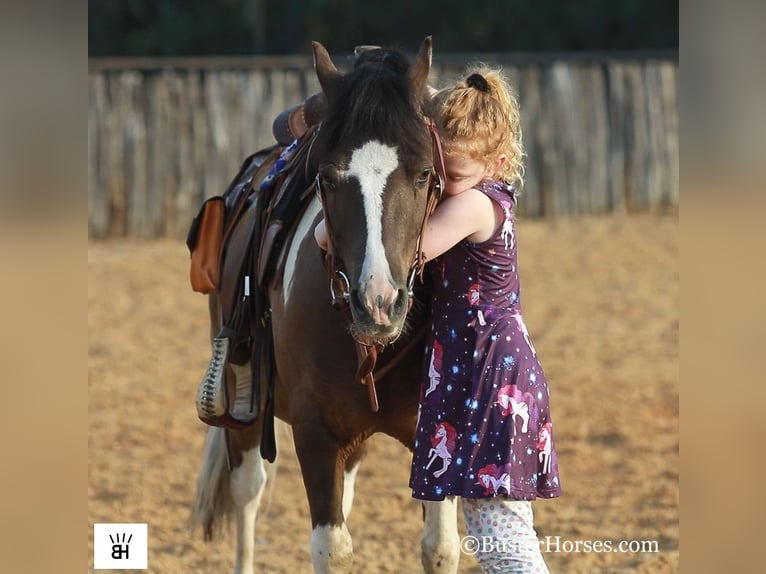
left=192, top=38, right=460, bottom=574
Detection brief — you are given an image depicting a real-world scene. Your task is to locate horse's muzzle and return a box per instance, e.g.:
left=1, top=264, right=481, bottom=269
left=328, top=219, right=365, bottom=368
left=350, top=284, right=408, bottom=336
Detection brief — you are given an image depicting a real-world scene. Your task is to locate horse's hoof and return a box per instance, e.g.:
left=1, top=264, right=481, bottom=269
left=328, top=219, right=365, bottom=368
left=196, top=337, right=230, bottom=422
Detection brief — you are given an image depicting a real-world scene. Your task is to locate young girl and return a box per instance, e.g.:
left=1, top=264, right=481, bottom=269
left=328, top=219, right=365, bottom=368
left=315, top=67, right=560, bottom=571
left=411, top=68, right=560, bottom=573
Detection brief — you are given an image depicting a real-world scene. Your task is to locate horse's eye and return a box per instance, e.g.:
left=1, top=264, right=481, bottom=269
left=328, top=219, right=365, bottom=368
left=319, top=175, right=335, bottom=190
left=415, top=168, right=432, bottom=188
left=318, top=166, right=338, bottom=191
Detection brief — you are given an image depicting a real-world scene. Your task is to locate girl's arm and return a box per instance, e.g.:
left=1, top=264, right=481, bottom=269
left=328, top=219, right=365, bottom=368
left=419, top=188, right=497, bottom=262
left=314, top=188, right=496, bottom=260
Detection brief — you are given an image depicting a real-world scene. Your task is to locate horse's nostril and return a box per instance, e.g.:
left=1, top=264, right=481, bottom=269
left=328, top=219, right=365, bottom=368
left=394, top=289, right=407, bottom=312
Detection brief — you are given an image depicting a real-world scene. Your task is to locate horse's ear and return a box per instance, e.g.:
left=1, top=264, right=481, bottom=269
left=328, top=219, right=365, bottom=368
left=408, top=36, right=433, bottom=101
left=312, top=41, right=341, bottom=98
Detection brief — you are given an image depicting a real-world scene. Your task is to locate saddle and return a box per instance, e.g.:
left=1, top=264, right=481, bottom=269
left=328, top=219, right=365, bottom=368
left=186, top=147, right=278, bottom=295
left=188, top=130, right=319, bottom=462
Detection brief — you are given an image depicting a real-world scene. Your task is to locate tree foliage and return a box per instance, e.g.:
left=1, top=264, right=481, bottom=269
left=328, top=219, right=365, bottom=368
left=89, top=0, right=678, bottom=57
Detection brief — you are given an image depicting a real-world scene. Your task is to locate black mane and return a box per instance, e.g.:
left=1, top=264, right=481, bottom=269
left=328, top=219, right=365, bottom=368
left=316, top=49, right=430, bottom=169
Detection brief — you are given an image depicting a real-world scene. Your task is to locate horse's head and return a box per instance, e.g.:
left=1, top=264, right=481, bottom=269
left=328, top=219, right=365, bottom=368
left=310, top=37, right=435, bottom=345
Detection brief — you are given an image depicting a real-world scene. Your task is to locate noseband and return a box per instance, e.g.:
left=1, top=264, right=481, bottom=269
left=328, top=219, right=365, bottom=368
left=316, top=118, right=446, bottom=411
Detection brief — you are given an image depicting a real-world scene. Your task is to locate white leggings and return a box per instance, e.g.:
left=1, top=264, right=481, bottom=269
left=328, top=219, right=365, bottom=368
left=462, top=498, right=550, bottom=574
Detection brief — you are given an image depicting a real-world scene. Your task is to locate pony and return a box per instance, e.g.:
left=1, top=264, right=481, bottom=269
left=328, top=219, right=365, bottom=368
left=537, top=422, right=554, bottom=475
left=496, top=384, right=539, bottom=435
left=191, top=38, right=461, bottom=574
left=475, top=463, right=512, bottom=496
left=425, top=421, right=457, bottom=479
left=424, top=338, right=443, bottom=398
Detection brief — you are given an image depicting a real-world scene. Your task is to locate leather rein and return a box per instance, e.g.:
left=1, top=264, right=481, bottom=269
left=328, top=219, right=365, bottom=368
left=316, top=118, right=446, bottom=412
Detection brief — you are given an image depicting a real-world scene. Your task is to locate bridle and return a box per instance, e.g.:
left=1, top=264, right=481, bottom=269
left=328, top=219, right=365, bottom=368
left=315, top=117, right=446, bottom=411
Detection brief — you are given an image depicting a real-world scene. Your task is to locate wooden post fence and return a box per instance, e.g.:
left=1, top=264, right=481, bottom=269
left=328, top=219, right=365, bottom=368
left=88, top=52, right=677, bottom=239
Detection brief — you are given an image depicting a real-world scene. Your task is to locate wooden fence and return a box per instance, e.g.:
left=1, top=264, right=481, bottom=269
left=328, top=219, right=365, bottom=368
left=88, top=53, right=677, bottom=239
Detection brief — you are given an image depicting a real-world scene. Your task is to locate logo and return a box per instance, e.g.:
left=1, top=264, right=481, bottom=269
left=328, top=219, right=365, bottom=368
left=93, top=523, right=148, bottom=569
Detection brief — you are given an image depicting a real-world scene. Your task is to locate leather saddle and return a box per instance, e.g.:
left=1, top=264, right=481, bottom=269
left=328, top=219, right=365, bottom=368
left=189, top=130, right=319, bottom=462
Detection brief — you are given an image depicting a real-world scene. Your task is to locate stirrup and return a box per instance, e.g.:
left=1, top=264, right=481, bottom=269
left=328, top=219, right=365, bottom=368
left=196, top=337, right=230, bottom=423
left=196, top=338, right=258, bottom=428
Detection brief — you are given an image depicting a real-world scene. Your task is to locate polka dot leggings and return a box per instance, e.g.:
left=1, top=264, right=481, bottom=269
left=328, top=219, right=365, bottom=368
left=462, top=498, right=550, bottom=573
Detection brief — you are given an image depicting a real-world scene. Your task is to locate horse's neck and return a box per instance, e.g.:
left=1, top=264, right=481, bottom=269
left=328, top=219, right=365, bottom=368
left=275, top=195, right=323, bottom=305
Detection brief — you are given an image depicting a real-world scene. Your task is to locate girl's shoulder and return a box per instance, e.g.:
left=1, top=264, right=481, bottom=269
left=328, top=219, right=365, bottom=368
left=475, top=178, right=517, bottom=206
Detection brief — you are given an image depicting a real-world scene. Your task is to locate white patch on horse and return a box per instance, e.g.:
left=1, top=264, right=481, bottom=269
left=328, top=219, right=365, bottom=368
left=230, top=446, right=266, bottom=507
left=230, top=447, right=268, bottom=574
left=311, top=523, right=353, bottom=574
left=283, top=196, right=322, bottom=304
left=342, top=462, right=361, bottom=520
left=347, top=141, right=398, bottom=291
left=421, top=498, right=460, bottom=574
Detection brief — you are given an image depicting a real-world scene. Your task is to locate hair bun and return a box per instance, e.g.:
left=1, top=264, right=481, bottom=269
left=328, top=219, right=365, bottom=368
left=466, top=73, right=490, bottom=92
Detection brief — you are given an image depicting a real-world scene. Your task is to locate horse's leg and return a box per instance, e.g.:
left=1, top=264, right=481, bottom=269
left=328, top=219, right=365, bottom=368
left=342, top=442, right=367, bottom=520
left=293, top=424, right=354, bottom=574
left=192, top=422, right=271, bottom=574
left=421, top=498, right=460, bottom=574
left=227, top=424, right=271, bottom=574
left=379, top=361, right=459, bottom=573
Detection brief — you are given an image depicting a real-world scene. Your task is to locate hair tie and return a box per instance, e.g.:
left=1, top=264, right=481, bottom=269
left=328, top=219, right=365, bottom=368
left=466, top=73, right=490, bottom=93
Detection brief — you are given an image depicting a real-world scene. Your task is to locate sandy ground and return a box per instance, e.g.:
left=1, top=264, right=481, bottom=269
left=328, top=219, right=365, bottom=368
left=88, top=213, right=678, bottom=573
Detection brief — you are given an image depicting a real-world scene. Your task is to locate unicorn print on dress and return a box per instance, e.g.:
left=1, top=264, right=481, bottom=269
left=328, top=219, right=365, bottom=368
left=499, top=200, right=515, bottom=250
left=466, top=283, right=488, bottom=326
left=537, top=422, right=553, bottom=474
left=467, top=283, right=480, bottom=306
left=496, top=384, right=538, bottom=434
left=476, top=463, right=512, bottom=496
left=414, top=401, right=423, bottom=438
left=511, top=312, right=537, bottom=355
left=424, top=339, right=444, bottom=398
left=426, top=421, right=457, bottom=478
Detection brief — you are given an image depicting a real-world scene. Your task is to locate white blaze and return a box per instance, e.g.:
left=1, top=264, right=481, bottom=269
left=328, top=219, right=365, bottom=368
left=347, top=141, right=399, bottom=290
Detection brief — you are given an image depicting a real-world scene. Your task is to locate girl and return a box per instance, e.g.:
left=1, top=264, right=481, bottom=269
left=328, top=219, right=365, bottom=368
left=315, top=67, right=562, bottom=572
left=409, top=68, right=561, bottom=573
left=314, top=64, right=561, bottom=572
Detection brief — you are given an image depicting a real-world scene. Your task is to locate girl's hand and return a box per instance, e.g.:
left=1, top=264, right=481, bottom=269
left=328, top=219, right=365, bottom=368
left=314, top=218, right=329, bottom=251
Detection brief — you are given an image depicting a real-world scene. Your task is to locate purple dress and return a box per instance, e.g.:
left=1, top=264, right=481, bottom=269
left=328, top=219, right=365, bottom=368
left=410, top=179, right=562, bottom=501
